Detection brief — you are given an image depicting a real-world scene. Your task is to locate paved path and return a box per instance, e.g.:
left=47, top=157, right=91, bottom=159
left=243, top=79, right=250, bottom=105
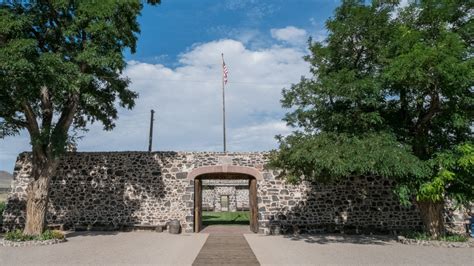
left=0, top=231, right=208, bottom=266
left=1, top=230, right=473, bottom=265
left=200, top=224, right=252, bottom=234
left=193, top=225, right=260, bottom=266
left=245, top=234, right=474, bottom=266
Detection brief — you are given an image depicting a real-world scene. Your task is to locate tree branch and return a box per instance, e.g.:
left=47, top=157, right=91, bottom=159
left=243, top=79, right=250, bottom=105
left=40, top=86, right=53, bottom=130
left=21, top=101, right=40, bottom=137
left=415, top=91, right=441, bottom=134
left=52, top=93, right=79, bottom=138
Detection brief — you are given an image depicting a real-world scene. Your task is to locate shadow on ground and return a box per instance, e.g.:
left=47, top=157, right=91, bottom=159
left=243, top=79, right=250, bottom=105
left=65, top=231, right=121, bottom=238
left=202, top=212, right=250, bottom=226
left=279, top=233, right=395, bottom=245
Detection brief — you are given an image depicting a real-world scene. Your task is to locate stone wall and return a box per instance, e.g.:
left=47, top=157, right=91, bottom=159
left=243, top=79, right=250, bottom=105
left=3, top=152, right=196, bottom=232
left=202, top=189, right=215, bottom=211
left=214, top=187, right=236, bottom=212
left=3, top=151, right=429, bottom=234
left=236, top=188, right=249, bottom=210
left=202, top=180, right=250, bottom=212
left=257, top=175, right=422, bottom=234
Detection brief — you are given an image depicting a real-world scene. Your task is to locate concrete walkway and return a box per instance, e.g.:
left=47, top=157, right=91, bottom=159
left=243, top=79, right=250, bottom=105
left=0, top=231, right=208, bottom=266
left=200, top=224, right=252, bottom=234
left=1, top=231, right=473, bottom=265
left=245, top=234, right=474, bottom=266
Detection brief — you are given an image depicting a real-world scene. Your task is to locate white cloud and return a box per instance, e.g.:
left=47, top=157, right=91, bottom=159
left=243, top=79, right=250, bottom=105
left=271, top=26, right=308, bottom=46
left=391, top=0, right=412, bottom=19
left=309, top=18, right=328, bottom=43
left=399, top=0, right=410, bottom=8
left=207, top=27, right=272, bottom=49
left=0, top=37, right=309, bottom=172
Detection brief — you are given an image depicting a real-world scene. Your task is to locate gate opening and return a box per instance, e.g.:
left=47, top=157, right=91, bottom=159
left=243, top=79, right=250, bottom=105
left=188, top=166, right=262, bottom=233
left=201, top=177, right=250, bottom=228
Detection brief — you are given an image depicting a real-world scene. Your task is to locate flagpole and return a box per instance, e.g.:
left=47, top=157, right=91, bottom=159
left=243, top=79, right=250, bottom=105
left=221, top=53, right=227, bottom=153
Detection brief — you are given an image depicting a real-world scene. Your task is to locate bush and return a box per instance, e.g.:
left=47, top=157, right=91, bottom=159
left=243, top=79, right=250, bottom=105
left=4, top=229, right=35, bottom=241
left=40, top=229, right=65, bottom=240
left=5, top=229, right=65, bottom=242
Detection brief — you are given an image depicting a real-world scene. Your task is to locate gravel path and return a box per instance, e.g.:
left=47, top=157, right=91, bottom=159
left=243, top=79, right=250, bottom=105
left=0, top=231, right=208, bottom=266
left=245, top=234, right=474, bottom=266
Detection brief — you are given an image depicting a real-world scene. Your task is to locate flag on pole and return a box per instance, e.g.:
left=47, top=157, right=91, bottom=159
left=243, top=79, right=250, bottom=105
left=222, top=54, right=229, bottom=85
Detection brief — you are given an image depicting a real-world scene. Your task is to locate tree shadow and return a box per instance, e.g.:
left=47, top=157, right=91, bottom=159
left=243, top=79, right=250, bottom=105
left=281, top=233, right=396, bottom=245
left=202, top=214, right=219, bottom=220
left=263, top=175, right=423, bottom=242
left=203, top=220, right=250, bottom=225
left=4, top=152, right=184, bottom=233
left=65, top=230, right=121, bottom=238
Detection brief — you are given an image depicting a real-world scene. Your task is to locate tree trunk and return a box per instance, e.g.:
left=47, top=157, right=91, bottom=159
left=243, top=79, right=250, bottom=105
left=23, top=159, right=58, bottom=236
left=417, top=200, right=445, bottom=238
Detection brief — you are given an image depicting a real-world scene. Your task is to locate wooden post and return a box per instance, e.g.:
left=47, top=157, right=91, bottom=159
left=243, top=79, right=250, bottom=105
left=249, top=178, right=258, bottom=233
left=194, top=178, right=202, bottom=232
left=148, top=109, right=155, bottom=152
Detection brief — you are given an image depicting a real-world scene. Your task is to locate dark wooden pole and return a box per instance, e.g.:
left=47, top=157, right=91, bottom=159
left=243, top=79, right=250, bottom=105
left=194, top=178, right=202, bottom=232
left=148, top=109, right=155, bottom=152
left=249, top=178, right=258, bottom=233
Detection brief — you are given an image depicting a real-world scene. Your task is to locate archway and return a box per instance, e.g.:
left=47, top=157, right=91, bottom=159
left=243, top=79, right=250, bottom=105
left=188, top=165, right=261, bottom=233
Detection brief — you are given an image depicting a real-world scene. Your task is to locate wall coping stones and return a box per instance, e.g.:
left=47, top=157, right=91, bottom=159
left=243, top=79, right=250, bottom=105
left=187, top=165, right=263, bottom=180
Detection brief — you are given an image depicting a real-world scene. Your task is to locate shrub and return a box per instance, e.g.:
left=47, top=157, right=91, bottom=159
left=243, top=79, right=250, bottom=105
left=5, top=229, right=65, bottom=242
left=0, top=202, right=5, bottom=225
left=4, top=229, right=35, bottom=241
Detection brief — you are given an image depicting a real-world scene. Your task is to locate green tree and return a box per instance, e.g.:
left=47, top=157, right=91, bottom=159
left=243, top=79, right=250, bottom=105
left=0, top=0, right=160, bottom=236
left=272, top=0, right=473, bottom=238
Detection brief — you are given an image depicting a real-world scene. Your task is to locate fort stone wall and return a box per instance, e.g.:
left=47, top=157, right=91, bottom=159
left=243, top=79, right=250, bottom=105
left=1, top=151, right=434, bottom=234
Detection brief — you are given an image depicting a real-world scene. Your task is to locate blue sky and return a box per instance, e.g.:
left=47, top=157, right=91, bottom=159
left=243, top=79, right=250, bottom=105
left=131, top=0, right=337, bottom=64
left=0, top=0, right=342, bottom=173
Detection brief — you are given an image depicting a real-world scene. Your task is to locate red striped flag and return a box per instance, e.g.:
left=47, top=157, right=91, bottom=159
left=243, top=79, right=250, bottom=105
left=222, top=54, right=229, bottom=85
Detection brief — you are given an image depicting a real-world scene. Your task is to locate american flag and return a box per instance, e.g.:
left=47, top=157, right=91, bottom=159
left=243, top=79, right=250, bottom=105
left=222, top=54, right=229, bottom=85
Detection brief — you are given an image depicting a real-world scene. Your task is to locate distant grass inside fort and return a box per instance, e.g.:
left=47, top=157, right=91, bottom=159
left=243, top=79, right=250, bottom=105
left=202, top=211, right=249, bottom=225
left=0, top=193, right=7, bottom=203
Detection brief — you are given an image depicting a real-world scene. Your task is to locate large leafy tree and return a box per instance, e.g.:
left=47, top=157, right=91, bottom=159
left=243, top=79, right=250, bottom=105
left=0, top=0, right=160, bottom=236
left=272, top=0, right=473, bottom=237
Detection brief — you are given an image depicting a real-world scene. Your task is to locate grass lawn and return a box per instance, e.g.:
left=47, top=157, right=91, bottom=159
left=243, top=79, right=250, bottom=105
left=0, top=193, right=8, bottom=203
left=202, top=211, right=249, bottom=225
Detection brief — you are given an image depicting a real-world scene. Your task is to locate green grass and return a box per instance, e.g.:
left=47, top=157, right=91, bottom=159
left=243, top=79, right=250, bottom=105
left=0, top=193, right=8, bottom=203
left=0, top=201, right=5, bottom=225
left=402, top=231, right=469, bottom=242
left=4, top=229, right=65, bottom=242
left=202, top=211, right=250, bottom=225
